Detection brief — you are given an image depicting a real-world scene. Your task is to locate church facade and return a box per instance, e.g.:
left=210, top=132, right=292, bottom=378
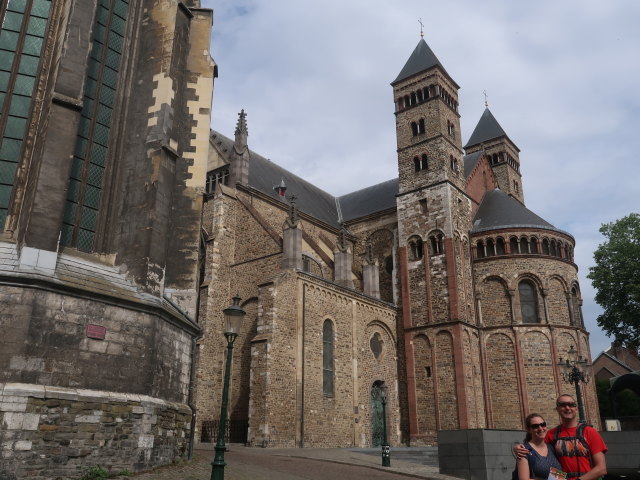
left=196, top=38, right=599, bottom=447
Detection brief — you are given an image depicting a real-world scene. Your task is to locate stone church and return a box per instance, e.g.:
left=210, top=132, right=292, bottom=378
left=196, top=38, right=600, bottom=448
left=0, top=0, right=598, bottom=477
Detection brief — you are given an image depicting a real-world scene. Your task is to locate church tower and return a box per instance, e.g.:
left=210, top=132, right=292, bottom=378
left=393, top=38, right=481, bottom=443
left=465, top=108, right=524, bottom=203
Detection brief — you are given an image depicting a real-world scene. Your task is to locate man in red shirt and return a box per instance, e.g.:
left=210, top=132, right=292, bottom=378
left=516, top=394, right=607, bottom=480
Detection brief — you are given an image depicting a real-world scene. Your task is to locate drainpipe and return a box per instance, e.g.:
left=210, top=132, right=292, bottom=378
left=163, top=294, right=201, bottom=460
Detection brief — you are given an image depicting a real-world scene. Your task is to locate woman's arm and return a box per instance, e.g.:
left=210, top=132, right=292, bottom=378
left=517, top=457, right=532, bottom=480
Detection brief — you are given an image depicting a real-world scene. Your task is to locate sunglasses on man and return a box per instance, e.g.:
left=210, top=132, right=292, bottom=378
left=556, top=401, right=577, bottom=408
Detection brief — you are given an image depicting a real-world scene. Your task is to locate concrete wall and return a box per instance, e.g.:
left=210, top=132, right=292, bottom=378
left=438, top=429, right=640, bottom=480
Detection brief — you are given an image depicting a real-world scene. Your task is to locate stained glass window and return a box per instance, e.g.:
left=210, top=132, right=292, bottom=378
left=0, top=0, right=51, bottom=227
left=61, top=0, right=129, bottom=250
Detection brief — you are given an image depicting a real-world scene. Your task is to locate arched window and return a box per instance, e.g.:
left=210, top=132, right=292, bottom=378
left=486, top=239, right=495, bottom=257
left=411, top=122, right=418, bottom=136
left=421, top=154, right=428, bottom=170
left=429, top=234, right=444, bottom=256
left=476, top=240, right=485, bottom=259
left=530, top=237, right=539, bottom=254
left=408, top=236, right=423, bottom=260
left=542, top=239, right=550, bottom=255
left=424, top=87, right=430, bottom=99
left=450, top=156, right=458, bottom=171
left=510, top=237, right=519, bottom=254
left=410, top=92, right=416, bottom=105
left=519, top=280, right=539, bottom=323
left=404, top=95, right=410, bottom=107
left=416, top=90, right=423, bottom=102
left=571, top=287, right=583, bottom=328
left=550, top=240, right=558, bottom=257
left=418, top=118, right=425, bottom=134
left=496, top=237, right=505, bottom=255
left=520, top=236, right=529, bottom=253
left=323, top=320, right=334, bottom=396
left=414, top=156, right=420, bottom=172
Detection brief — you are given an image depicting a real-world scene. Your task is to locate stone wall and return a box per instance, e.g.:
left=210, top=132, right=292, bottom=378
left=0, top=383, right=191, bottom=480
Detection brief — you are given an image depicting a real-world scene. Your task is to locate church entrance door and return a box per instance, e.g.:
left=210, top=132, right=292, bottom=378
left=370, top=381, right=385, bottom=447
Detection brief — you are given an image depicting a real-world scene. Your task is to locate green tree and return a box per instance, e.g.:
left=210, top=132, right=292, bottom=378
left=588, top=213, right=640, bottom=349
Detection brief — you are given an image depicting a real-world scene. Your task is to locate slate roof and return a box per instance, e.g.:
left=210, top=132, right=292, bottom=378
left=336, top=179, right=398, bottom=222
left=392, top=39, right=457, bottom=87
left=463, top=151, right=484, bottom=179
left=471, top=189, right=571, bottom=237
left=464, top=107, right=518, bottom=150
left=210, top=131, right=340, bottom=227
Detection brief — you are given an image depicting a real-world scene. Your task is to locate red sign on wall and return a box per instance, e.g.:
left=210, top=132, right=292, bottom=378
left=86, top=324, right=106, bottom=340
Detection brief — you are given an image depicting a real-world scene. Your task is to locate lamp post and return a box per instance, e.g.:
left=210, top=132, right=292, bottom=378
left=380, top=383, right=390, bottom=467
left=557, top=345, right=591, bottom=422
left=211, top=295, right=246, bottom=480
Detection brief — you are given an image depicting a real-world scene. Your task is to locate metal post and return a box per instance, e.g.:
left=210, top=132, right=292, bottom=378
left=573, top=371, right=586, bottom=422
left=211, top=335, right=236, bottom=480
left=381, top=395, right=390, bottom=467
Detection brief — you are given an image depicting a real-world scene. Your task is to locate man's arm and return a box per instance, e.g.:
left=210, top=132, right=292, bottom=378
left=578, top=451, right=606, bottom=480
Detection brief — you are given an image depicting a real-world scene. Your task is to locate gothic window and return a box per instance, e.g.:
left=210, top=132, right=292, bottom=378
left=61, top=0, right=131, bottom=251
left=418, top=118, right=425, bottom=134
left=408, top=236, right=423, bottom=260
left=323, top=319, right=334, bottom=396
left=519, top=280, right=539, bottom=323
left=411, top=122, right=418, bottom=136
left=421, top=154, right=428, bottom=170
left=0, top=0, right=52, bottom=228
left=496, top=237, right=506, bottom=255
left=370, top=332, right=383, bottom=359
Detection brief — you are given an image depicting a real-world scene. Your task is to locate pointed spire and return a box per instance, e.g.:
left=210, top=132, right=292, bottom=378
left=464, top=107, right=510, bottom=149
left=234, top=109, right=248, bottom=154
left=392, top=39, right=457, bottom=87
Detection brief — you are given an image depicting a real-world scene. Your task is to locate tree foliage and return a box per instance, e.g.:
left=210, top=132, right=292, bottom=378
left=588, top=213, right=640, bottom=349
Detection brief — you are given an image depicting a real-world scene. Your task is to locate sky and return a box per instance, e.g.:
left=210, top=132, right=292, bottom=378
left=201, top=0, right=640, bottom=357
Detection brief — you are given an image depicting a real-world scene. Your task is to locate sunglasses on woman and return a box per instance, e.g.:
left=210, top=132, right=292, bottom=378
left=528, top=422, right=546, bottom=429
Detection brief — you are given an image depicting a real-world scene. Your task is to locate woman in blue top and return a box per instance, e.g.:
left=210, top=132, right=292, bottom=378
left=517, top=413, right=563, bottom=480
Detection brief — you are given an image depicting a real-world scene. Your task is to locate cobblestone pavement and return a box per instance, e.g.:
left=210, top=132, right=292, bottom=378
left=115, top=446, right=459, bottom=480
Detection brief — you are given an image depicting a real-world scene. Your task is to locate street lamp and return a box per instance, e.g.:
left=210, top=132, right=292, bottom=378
left=557, top=345, right=591, bottom=422
left=380, top=383, right=390, bottom=467
left=211, top=295, right=246, bottom=480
